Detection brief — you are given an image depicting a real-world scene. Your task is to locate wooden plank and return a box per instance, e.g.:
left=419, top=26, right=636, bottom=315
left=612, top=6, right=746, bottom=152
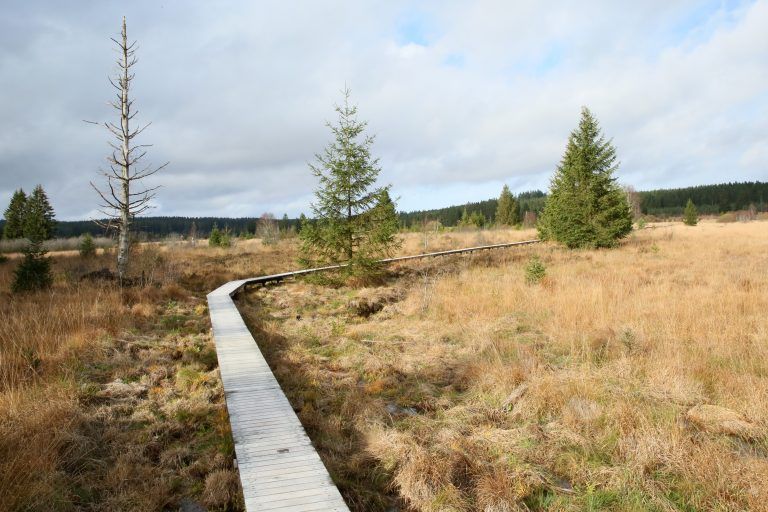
left=207, top=287, right=349, bottom=511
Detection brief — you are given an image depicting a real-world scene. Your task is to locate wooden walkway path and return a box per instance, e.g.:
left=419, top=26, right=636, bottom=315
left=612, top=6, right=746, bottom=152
left=207, top=239, right=540, bottom=511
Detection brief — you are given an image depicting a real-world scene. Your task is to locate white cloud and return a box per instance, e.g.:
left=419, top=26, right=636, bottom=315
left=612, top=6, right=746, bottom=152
left=0, top=0, right=766, bottom=219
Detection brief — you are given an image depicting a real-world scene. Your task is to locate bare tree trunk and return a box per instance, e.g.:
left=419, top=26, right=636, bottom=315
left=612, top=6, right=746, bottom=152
left=117, top=18, right=131, bottom=280
left=90, top=17, right=167, bottom=283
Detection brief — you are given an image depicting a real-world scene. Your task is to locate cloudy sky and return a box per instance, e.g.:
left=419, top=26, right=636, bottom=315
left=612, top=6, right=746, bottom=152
left=1, top=1, right=766, bottom=220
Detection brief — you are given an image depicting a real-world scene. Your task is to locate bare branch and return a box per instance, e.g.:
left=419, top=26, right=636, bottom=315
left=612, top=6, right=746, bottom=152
left=92, top=17, right=167, bottom=280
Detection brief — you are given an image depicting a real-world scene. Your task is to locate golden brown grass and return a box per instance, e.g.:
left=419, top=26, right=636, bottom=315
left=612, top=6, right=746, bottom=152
left=0, top=246, right=250, bottom=511
left=238, top=221, right=768, bottom=511
left=3, top=223, right=765, bottom=511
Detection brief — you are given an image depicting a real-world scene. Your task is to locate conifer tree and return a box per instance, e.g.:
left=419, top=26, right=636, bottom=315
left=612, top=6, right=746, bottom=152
left=365, top=189, right=400, bottom=258
left=3, top=189, right=27, bottom=239
left=538, top=107, right=632, bottom=248
left=79, top=232, right=97, bottom=257
left=23, top=185, right=56, bottom=241
left=12, top=239, right=52, bottom=293
left=12, top=187, right=54, bottom=292
left=459, top=207, right=470, bottom=227
left=208, top=224, right=222, bottom=247
left=495, top=184, right=519, bottom=226
left=298, top=213, right=307, bottom=232
left=683, top=198, right=698, bottom=226
left=299, top=88, right=400, bottom=270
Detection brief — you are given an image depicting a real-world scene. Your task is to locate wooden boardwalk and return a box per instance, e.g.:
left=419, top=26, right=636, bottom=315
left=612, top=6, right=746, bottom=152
left=208, top=280, right=349, bottom=511
left=207, top=239, right=540, bottom=511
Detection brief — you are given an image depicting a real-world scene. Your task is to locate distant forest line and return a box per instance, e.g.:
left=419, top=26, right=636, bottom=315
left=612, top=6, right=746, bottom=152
left=2, top=181, right=766, bottom=239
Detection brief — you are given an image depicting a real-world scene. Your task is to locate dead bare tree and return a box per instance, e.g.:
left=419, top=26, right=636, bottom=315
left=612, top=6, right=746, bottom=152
left=624, top=185, right=642, bottom=221
left=89, top=17, right=167, bottom=281
left=257, top=213, right=280, bottom=246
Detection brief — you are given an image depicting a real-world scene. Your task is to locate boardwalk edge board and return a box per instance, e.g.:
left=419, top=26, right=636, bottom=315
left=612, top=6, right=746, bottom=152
left=207, top=239, right=540, bottom=511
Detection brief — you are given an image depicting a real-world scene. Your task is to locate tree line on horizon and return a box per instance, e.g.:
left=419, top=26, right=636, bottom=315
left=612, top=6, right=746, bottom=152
left=5, top=180, right=764, bottom=240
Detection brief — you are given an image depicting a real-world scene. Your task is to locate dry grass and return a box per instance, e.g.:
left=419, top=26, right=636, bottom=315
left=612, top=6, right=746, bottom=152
left=0, top=245, right=251, bottom=511
left=238, top=221, right=768, bottom=511
left=3, top=222, right=765, bottom=511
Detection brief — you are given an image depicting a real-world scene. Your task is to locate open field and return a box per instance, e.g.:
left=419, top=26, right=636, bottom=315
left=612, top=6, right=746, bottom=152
left=237, top=221, right=768, bottom=511
left=2, top=222, right=767, bottom=511
left=0, top=246, right=256, bottom=511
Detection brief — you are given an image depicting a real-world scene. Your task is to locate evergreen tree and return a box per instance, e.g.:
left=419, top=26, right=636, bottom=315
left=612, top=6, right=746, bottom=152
left=495, top=184, right=519, bottom=226
left=459, top=207, right=470, bottom=227
left=219, top=227, right=232, bottom=247
left=299, top=88, right=400, bottom=270
left=458, top=207, right=485, bottom=229
left=364, top=189, right=400, bottom=259
left=209, top=224, right=222, bottom=247
left=538, top=107, right=632, bottom=248
left=12, top=239, right=52, bottom=293
left=683, top=198, right=698, bottom=226
left=23, top=185, right=56, bottom=241
left=3, top=189, right=27, bottom=239
left=79, top=232, right=97, bottom=257
left=12, top=187, right=54, bottom=292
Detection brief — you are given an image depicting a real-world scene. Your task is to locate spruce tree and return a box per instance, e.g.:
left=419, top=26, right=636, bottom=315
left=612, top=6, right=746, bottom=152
left=683, top=198, right=698, bottom=226
left=538, top=107, right=632, bottom=248
left=3, top=189, right=27, bottom=239
left=495, top=184, right=519, bottom=226
left=79, top=232, right=97, bottom=257
left=23, top=185, right=56, bottom=241
left=209, top=224, right=222, bottom=247
left=365, top=190, right=400, bottom=258
left=299, top=88, right=400, bottom=270
left=12, top=239, right=52, bottom=293
left=12, top=187, right=54, bottom=292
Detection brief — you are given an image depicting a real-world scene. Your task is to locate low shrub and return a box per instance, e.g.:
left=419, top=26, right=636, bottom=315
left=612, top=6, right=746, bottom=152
left=79, top=233, right=96, bottom=258
left=524, top=256, right=546, bottom=285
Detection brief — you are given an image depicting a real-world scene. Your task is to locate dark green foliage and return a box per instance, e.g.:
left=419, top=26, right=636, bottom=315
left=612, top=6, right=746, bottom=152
left=495, top=184, right=519, bottom=226
left=10, top=185, right=55, bottom=292
left=23, top=185, right=56, bottom=241
left=208, top=224, right=232, bottom=247
left=3, top=189, right=28, bottom=239
left=208, top=225, right=222, bottom=247
left=683, top=198, right=698, bottom=226
left=79, top=233, right=97, bottom=257
left=219, top=228, right=232, bottom=247
left=641, top=181, right=768, bottom=216
left=399, top=190, right=545, bottom=229
left=524, top=256, right=546, bottom=284
left=365, top=189, right=400, bottom=258
left=458, top=207, right=486, bottom=228
left=539, top=107, right=632, bottom=248
left=300, top=88, right=400, bottom=272
left=12, top=240, right=52, bottom=293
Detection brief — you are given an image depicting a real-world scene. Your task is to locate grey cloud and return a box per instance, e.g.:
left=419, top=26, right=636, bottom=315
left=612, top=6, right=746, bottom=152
left=0, top=0, right=766, bottom=220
